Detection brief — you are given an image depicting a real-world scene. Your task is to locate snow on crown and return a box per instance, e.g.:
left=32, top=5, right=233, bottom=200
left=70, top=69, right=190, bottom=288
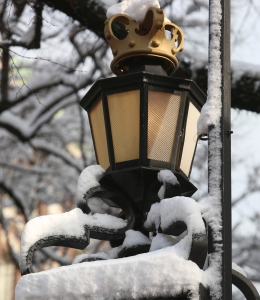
left=104, top=7, right=184, bottom=76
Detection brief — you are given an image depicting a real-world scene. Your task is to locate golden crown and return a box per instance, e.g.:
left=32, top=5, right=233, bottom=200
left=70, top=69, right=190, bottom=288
left=104, top=7, right=184, bottom=76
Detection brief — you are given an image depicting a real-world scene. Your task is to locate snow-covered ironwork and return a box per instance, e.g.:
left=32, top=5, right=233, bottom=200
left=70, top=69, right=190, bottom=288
left=15, top=1, right=260, bottom=299
left=17, top=167, right=210, bottom=299
left=17, top=164, right=260, bottom=299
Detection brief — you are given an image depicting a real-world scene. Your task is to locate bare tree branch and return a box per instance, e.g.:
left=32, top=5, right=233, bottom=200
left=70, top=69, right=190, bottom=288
left=30, top=140, right=83, bottom=173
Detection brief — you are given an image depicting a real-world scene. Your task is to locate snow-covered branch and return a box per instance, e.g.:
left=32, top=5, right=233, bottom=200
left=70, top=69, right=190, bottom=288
left=0, top=180, right=30, bottom=221
left=0, top=162, right=55, bottom=174
left=30, top=140, right=83, bottom=172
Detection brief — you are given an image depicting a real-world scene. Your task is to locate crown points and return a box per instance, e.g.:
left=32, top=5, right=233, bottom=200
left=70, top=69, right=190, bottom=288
left=151, top=40, right=160, bottom=47
left=105, top=33, right=111, bottom=40
left=104, top=7, right=184, bottom=76
left=129, top=40, right=135, bottom=47
left=156, top=21, right=163, bottom=29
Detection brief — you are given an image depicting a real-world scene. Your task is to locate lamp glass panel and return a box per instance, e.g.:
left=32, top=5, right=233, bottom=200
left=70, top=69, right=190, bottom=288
left=89, top=99, right=110, bottom=170
left=180, top=102, right=200, bottom=177
left=107, top=90, right=140, bottom=163
left=147, top=91, right=182, bottom=162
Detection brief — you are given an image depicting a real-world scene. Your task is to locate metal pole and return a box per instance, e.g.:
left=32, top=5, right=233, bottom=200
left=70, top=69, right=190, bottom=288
left=208, top=0, right=231, bottom=299
left=220, top=0, right=232, bottom=298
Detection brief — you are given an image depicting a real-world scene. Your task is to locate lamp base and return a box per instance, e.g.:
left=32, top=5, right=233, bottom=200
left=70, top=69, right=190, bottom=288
left=99, top=166, right=197, bottom=216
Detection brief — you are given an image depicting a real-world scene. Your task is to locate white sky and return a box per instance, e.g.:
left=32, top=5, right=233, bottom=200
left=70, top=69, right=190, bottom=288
left=231, top=109, right=260, bottom=233
left=230, top=0, right=260, bottom=231
left=231, top=0, right=260, bottom=66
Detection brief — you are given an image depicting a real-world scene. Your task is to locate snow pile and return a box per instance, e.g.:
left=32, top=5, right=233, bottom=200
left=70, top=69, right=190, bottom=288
left=107, top=230, right=151, bottom=259
left=157, top=170, right=179, bottom=200
left=149, top=233, right=176, bottom=252
left=72, top=252, right=108, bottom=264
left=76, top=165, right=104, bottom=202
left=121, top=229, right=151, bottom=249
left=16, top=195, right=210, bottom=299
left=160, top=197, right=205, bottom=234
left=109, top=246, right=122, bottom=259
left=16, top=247, right=206, bottom=300
left=145, top=197, right=205, bottom=259
left=107, top=0, right=160, bottom=23
left=20, top=208, right=127, bottom=271
left=144, top=202, right=161, bottom=230
left=144, top=196, right=205, bottom=235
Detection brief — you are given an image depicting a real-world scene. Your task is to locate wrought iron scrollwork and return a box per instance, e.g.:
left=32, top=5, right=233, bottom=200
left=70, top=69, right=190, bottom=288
left=19, top=167, right=260, bottom=300
left=232, top=269, right=260, bottom=300
left=79, top=184, right=140, bottom=240
left=21, top=184, right=139, bottom=276
left=21, top=233, right=90, bottom=275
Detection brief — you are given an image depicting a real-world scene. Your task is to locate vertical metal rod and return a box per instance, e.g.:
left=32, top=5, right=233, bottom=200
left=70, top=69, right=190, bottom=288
left=209, top=0, right=232, bottom=300
left=208, top=0, right=231, bottom=298
left=220, top=0, right=232, bottom=298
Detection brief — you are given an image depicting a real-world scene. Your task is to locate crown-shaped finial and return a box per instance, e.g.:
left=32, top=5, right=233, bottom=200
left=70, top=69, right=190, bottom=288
left=104, top=7, right=184, bottom=76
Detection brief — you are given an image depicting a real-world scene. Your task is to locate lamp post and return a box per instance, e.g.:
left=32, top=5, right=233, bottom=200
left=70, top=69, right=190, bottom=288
left=18, top=8, right=210, bottom=282
left=79, top=5, right=260, bottom=299
left=80, top=7, right=206, bottom=234
left=16, top=4, right=260, bottom=300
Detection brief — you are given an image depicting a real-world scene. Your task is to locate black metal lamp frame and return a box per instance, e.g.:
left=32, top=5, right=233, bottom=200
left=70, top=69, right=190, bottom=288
left=81, top=71, right=206, bottom=176
left=80, top=70, right=206, bottom=222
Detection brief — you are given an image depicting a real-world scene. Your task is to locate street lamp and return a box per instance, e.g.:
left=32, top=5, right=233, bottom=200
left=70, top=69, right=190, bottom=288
left=81, top=71, right=205, bottom=181
left=16, top=5, right=260, bottom=300
left=80, top=7, right=206, bottom=219
left=18, top=7, right=209, bottom=279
